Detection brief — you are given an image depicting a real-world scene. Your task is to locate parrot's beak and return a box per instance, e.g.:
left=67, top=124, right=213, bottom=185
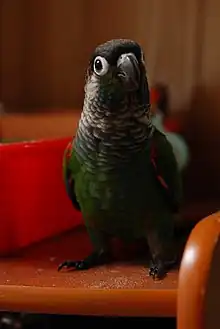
left=116, top=53, right=140, bottom=91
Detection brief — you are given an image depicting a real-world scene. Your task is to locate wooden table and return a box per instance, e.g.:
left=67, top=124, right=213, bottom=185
left=0, top=225, right=179, bottom=317
left=0, top=209, right=219, bottom=322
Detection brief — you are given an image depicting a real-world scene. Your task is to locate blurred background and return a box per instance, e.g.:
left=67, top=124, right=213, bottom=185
left=0, top=0, right=219, bottom=205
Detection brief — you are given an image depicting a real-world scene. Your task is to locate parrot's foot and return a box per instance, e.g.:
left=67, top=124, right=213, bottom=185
left=149, top=260, right=166, bottom=280
left=149, top=258, right=177, bottom=280
left=58, top=249, right=110, bottom=272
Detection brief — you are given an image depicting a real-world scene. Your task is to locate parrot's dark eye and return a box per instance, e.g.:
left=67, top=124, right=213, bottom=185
left=93, top=56, right=109, bottom=76
left=95, top=59, right=102, bottom=71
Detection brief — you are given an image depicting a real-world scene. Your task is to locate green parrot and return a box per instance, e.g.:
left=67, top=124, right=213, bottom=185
left=58, top=39, right=182, bottom=280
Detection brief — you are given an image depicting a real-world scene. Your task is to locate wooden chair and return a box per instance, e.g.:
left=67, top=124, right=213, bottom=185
left=178, top=211, right=220, bottom=329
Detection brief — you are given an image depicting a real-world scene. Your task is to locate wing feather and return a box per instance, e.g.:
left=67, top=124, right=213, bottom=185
left=63, top=141, right=81, bottom=211
left=150, top=129, right=182, bottom=213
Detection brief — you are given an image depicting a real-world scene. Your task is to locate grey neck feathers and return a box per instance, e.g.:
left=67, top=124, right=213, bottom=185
left=74, top=77, right=154, bottom=171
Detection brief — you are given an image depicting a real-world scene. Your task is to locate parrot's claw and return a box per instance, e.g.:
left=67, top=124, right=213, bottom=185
left=149, top=260, right=167, bottom=280
left=58, top=249, right=111, bottom=272
left=58, top=260, right=89, bottom=271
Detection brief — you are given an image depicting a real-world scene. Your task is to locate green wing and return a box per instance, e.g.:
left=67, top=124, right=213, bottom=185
left=63, top=141, right=81, bottom=211
left=150, top=129, right=183, bottom=213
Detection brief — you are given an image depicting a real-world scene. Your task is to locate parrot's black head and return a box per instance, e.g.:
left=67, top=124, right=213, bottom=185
left=84, top=39, right=150, bottom=112
left=76, top=40, right=154, bottom=165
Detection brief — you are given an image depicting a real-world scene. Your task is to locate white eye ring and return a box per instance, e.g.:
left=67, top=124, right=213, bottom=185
left=93, top=56, right=109, bottom=76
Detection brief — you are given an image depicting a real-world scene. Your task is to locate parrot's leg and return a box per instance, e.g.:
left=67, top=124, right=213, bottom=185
left=145, top=217, right=177, bottom=280
left=58, top=227, right=111, bottom=272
